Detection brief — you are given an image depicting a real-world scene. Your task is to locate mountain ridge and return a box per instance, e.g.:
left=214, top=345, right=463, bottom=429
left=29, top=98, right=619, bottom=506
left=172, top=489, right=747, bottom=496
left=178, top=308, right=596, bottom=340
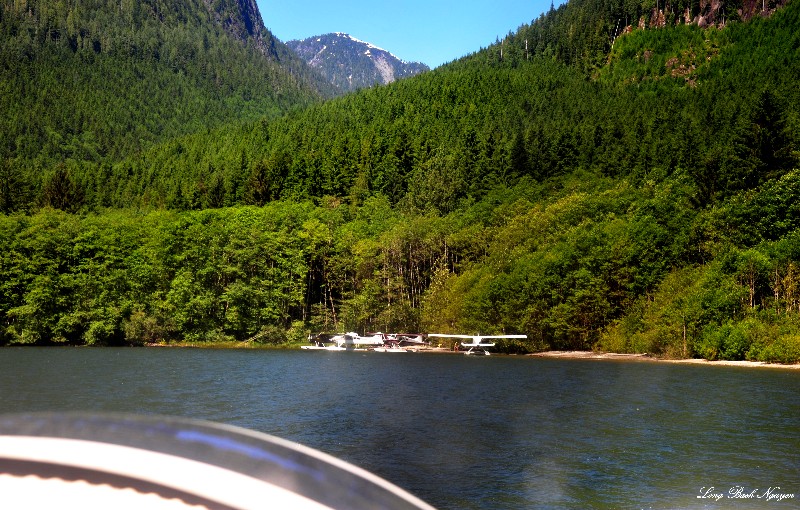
left=287, top=32, right=429, bottom=92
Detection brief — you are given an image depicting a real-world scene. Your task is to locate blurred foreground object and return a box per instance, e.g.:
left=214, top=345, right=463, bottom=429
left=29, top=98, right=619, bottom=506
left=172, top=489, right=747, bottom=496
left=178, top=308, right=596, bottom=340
left=0, top=413, right=435, bottom=510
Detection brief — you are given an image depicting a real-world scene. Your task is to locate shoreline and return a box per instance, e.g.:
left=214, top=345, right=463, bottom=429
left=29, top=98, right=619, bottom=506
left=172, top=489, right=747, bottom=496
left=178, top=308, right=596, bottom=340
left=528, top=350, right=800, bottom=369
left=134, top=343, right=800, bottom=368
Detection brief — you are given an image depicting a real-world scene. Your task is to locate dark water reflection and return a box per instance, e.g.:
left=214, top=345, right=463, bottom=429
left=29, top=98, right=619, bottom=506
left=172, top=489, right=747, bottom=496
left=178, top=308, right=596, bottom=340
left=1, top=348, right=798, bottom=509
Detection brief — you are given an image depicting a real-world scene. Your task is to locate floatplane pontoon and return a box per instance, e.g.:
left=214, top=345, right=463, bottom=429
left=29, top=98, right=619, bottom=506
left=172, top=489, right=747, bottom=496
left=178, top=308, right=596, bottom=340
left=427, top=334, right=527, bottom=355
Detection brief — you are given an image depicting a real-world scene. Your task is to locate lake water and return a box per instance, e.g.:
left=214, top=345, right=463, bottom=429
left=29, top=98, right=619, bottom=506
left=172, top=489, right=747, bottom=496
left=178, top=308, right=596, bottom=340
left=0, top=348, right=798, bottom=509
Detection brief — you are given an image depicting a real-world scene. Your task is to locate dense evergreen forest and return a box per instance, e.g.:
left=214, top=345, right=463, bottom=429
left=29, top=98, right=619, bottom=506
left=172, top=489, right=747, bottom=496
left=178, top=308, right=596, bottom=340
left=1, top=0, right=799, bottom=362
left=0, top=0, right=332, bottom=192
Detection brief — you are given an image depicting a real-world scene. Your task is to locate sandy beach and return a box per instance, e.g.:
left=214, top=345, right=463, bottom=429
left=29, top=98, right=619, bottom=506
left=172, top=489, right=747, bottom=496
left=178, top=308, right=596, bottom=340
left=529, top=350, right=800, bottom=369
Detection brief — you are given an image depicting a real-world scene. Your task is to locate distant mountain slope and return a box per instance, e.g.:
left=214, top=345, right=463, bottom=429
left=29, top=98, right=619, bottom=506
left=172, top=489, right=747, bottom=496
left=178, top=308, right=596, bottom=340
left=0, top=0, right=332, bottom=172
left=287, top=33, right=429, bottom=92
left=93, top=0, right=799, bottom=212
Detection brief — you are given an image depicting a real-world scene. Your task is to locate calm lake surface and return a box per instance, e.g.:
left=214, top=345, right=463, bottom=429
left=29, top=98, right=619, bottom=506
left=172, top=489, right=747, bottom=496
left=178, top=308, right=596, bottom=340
left=1, top=348, right=798, bottom=509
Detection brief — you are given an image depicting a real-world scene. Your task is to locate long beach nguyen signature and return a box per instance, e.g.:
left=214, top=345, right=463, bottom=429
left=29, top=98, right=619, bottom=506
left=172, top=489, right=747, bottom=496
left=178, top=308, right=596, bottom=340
left=698, top=486, right=795, bottom=503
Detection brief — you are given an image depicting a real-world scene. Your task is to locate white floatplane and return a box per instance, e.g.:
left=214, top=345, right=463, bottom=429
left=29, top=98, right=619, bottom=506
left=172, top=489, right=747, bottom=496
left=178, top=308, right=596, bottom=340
left=302, top=332, right=385, bottom=351
left=427, top=334, right=527, bottom=355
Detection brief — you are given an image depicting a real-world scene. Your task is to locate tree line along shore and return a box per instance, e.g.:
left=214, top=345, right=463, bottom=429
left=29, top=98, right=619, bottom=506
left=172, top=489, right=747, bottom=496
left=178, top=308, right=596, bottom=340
left=2, top=190, right=800, bottom=366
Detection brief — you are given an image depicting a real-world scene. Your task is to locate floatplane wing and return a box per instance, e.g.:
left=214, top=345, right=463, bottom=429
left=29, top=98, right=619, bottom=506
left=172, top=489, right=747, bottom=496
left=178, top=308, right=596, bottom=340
left=428, top=334, right=527, bottom=354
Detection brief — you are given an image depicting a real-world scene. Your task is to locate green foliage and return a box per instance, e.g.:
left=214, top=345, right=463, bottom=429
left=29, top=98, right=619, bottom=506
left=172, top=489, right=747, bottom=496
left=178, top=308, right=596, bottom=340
left=2, top=0, right=800, bottom=364
left=2, top=156, right=800, bottom=359
left=754, top=333, right=800, bottom=363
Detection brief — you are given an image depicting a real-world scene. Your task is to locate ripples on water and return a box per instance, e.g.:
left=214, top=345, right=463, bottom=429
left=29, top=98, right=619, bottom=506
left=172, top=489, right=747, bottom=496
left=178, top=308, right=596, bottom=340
left=1, top=348, right=798, bottom=509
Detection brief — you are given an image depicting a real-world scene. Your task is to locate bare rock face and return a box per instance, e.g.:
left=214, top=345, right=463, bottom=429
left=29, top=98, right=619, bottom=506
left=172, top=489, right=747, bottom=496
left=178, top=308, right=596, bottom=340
left=203, top=0, right=278, bottom=58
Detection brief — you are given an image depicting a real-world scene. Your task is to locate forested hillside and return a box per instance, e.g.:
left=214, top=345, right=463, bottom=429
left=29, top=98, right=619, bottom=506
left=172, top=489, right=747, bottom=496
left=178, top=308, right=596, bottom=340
left=50, top=0, right=798, bottom=213
left=1, top=0, right=799, bottom=362
left=0, top=0, right=332, bottom=208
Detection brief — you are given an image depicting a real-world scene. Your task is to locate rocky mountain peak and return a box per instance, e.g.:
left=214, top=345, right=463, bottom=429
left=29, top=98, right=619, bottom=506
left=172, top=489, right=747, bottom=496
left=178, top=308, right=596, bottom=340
left=287, top=33, right=429, bottom=93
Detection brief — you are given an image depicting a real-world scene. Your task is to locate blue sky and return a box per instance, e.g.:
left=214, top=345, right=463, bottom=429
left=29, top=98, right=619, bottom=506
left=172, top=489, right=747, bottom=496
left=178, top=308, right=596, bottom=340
left=256, top=0, right=558, bottom=69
